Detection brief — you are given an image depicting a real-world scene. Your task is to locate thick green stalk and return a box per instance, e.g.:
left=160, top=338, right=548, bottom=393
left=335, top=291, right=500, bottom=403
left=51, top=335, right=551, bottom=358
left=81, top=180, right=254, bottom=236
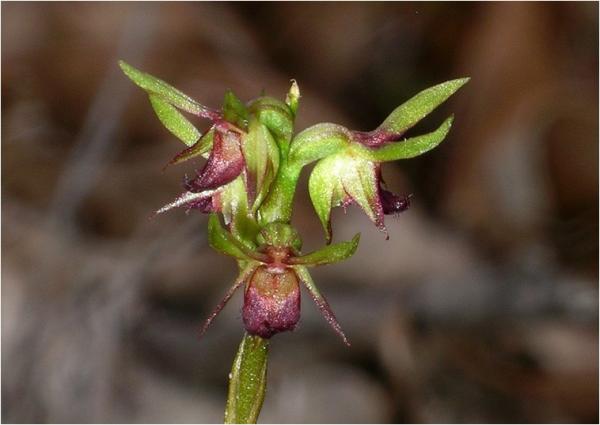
left=224, top=333, right=270, bottom=424
left=258, top=159, right=302, bottom=225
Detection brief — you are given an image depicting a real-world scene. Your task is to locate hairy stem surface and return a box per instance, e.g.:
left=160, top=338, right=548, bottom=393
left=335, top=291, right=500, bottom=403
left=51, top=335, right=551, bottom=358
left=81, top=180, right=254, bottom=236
left=224, top=333, right=269, bottom=424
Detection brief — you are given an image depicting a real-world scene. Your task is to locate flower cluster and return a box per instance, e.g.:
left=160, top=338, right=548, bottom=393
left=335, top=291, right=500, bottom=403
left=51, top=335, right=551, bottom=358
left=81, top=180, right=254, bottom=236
left=120, top=60, right=468, bottom=343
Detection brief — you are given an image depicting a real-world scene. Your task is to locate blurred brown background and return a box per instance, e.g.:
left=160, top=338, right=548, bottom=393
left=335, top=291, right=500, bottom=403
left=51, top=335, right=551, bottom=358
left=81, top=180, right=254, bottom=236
left=2, top=2, right=598, bottom=423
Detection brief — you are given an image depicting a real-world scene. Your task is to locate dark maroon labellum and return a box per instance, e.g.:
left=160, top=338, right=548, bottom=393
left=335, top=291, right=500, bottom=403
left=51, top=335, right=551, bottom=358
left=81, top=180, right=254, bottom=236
left=242, top=265, right=301, bottom=338
left=381, top=189, right=412, bottom=215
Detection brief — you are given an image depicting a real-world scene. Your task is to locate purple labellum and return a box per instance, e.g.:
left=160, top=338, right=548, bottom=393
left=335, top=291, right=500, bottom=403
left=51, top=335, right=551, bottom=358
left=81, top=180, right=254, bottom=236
left=185, top=130, right=244, bottom=192
left=242, top=266, right=301, bottom=338
left=381, top=189, right=411, bottom=215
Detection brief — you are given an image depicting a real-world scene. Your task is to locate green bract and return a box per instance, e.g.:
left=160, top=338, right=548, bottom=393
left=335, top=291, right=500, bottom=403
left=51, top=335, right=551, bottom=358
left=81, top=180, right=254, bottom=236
left=120, top=60, right=468, bottom=424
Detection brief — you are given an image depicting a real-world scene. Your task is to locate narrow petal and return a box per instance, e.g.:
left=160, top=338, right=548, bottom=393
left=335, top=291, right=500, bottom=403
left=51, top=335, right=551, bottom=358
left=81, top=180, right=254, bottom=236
left=199, top=264, right=257, bottom=337
left=163, top=127, right=214, bottom=170
left=353, top=116, right=454, bottom=162
left=294, top=266, right=350, bottom=346
left=186, top=130, right=244, bottom=192
left=156, top=189, right=219, bottom=215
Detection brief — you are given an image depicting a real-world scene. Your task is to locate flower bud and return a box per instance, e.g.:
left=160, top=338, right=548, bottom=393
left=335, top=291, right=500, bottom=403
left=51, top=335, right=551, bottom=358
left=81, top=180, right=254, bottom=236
left=242, top=265, right=301, bottom=338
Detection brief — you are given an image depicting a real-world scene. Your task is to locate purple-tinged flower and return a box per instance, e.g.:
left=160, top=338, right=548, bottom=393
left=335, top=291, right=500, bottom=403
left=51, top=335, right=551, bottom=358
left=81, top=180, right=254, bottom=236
left=199, top=218, right=360, bottom=345
left=184, top=129, right=245, bottom=193
left=158, top=110, right=281, bottom=218
left=289, top=78, right=470, bottom=241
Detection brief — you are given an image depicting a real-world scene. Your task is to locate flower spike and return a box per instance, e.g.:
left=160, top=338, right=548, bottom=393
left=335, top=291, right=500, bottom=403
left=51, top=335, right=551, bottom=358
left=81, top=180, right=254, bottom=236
left=120, top=63, right=469, bottom=423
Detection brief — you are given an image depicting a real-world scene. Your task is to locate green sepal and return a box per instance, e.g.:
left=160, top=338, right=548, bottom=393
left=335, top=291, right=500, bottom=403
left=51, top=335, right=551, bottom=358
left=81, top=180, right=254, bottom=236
left=119, top=60, right=211, bottom=115
left=289, top=123, right=351, bottom=166
left=242, top=119, right=280, bottom=212
left=288, top=233, right=360, bottom=266
left=149, top=94, right=201, bottom=147
left=248, top=97, right=294, bottom=154
left=378, top=78, right=468, bottom=135
left=223, top=90, right=249, bottom=131
left=293, top=266, right=350, bottom=346
left=285, top=80, right=300, bottom=117
left=354, top=116, right=454, bottom=162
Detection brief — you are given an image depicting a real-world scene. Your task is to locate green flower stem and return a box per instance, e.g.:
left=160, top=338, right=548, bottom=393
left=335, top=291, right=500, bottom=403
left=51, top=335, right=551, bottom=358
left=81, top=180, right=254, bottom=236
left=258, top=159, right=303, bottom=226
left=224, top=333, right=270, bottom=424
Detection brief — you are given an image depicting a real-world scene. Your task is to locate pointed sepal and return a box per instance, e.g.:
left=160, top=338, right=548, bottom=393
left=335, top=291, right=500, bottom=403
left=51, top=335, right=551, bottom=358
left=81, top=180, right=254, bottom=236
left=199, top=263, right=257, bottom=337
left=377, top=78, right=469, bottom=135
left=119, top=60, right=218, bottom=118
left=149, top=94, right=201, bottom=146
left=294, top=266, right=350, bottom=346
left=355, top=116, right=454, bottom=162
